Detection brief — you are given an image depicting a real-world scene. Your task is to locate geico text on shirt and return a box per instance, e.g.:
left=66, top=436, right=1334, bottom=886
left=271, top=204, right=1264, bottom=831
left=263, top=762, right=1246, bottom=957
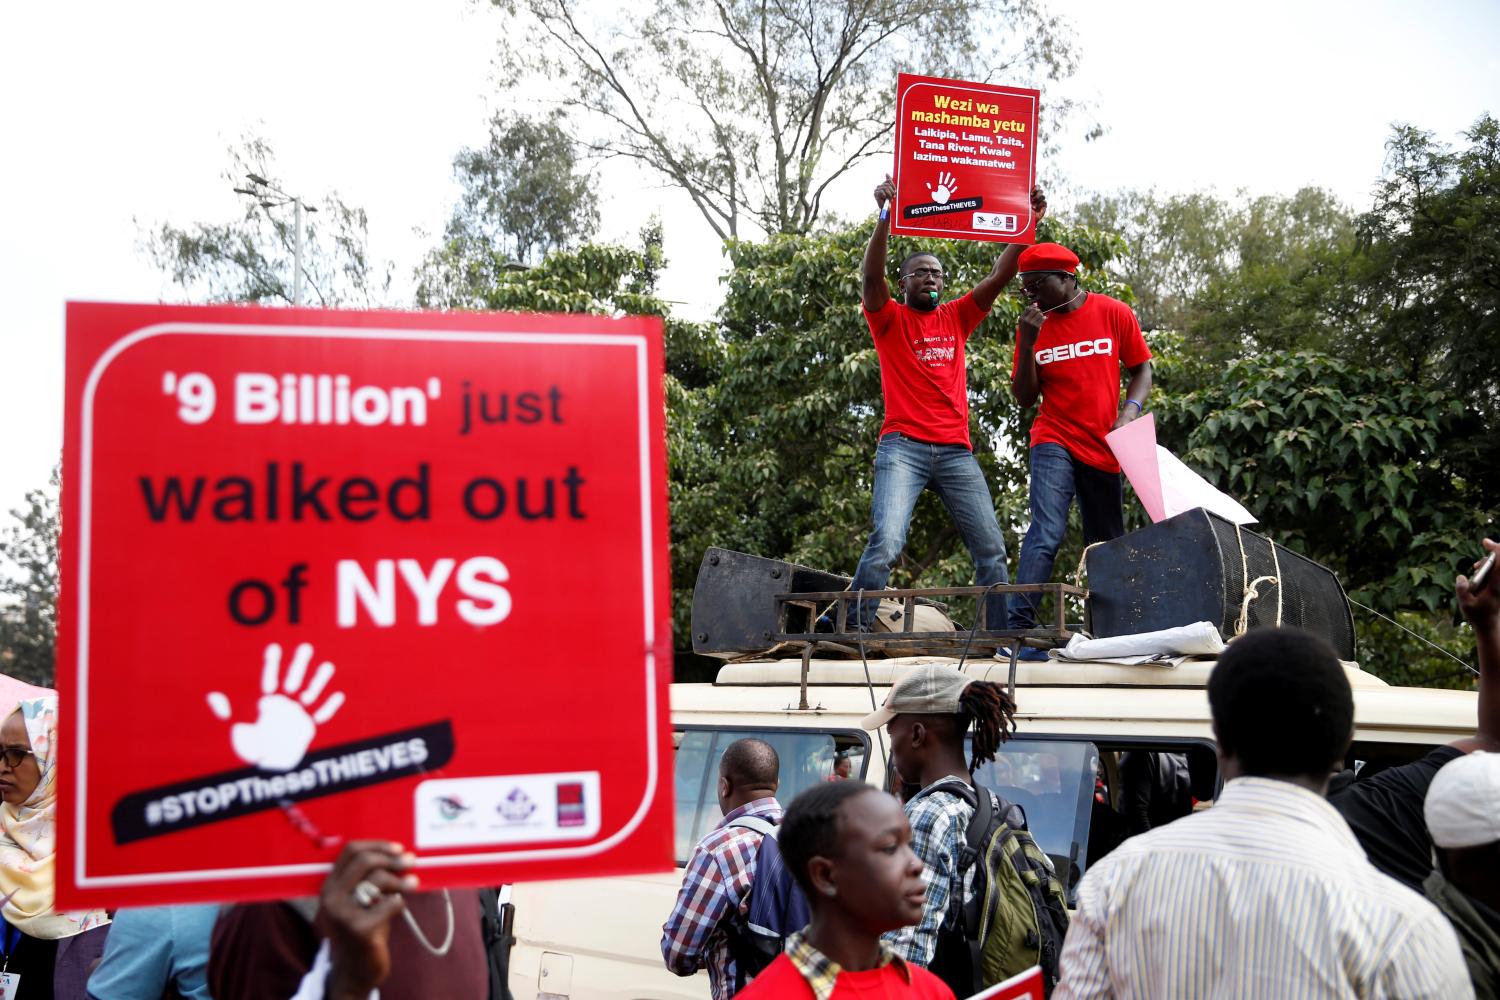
left=1035, top=338, right=1113, bottom=366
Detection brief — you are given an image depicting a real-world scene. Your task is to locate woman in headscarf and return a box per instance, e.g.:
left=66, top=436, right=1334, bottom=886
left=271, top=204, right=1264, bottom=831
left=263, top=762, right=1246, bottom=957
left=0, top=696, right=109, bottom=999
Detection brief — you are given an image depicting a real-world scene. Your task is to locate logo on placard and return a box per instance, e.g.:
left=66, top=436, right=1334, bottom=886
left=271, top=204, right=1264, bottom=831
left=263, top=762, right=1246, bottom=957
left=973, top=212, right=1019, bottom=233
left=497, top=787, right=538, bottom=823
left=557, top=781, right=587, bottom=827
left=437, top=795, right=471, bottom=821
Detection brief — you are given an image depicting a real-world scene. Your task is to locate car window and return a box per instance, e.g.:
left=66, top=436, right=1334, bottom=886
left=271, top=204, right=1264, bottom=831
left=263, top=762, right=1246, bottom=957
left=972, top=739, right=1097, bottom=901
left=673, top=728, right=868, bottom=864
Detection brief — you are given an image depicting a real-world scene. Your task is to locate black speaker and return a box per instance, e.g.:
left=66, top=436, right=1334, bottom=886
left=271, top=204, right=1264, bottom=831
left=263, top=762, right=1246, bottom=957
left=1085, top=508, right=1355, bottom=659
left=690, top=548, right=850, bottom=655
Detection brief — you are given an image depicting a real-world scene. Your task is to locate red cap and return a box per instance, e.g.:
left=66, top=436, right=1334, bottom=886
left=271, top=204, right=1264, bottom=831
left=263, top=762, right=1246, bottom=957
left=1017, top=242, right=1080, bottom=274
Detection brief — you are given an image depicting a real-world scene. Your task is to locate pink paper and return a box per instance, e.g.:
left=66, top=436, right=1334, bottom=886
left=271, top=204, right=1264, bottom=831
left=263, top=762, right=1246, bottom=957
left=1106, top=413, right=1167, bottom=522
left=0, top=673, right=54, bottom=711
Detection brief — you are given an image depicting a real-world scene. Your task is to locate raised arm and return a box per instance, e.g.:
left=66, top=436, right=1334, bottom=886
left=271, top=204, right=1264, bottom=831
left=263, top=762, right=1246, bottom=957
left=862, top=175, right=896, bottom=312
left=971, top=186, right=1048, bottom=313
left=1454, top=537, right=1500, bottom=753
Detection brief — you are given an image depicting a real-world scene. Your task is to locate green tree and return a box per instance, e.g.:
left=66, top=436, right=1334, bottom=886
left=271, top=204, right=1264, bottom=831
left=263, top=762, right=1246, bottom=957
left=494, top=0, right=1083, bottom=238
left=1151, top=348, right=1493, bottom=687
left=0, top=469, right=60, bottom=686
left=1074, top=186, right=1356, bottom=340
left=415, top=115, right=600, bottom=308
left=140, top=135, right=393, bottom=307
left=1348, top=115, right=1500, bottom=500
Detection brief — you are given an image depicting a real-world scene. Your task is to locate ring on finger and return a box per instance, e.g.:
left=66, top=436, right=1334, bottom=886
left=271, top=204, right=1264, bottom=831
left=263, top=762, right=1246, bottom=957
left=352, top=879, right=384, bottom=908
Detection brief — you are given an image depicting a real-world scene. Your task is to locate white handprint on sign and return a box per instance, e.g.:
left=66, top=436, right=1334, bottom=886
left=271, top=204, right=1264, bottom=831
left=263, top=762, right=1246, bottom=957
left=927, top=171, right=958, bottom=205
left=207, top=643, right=345, bottom=772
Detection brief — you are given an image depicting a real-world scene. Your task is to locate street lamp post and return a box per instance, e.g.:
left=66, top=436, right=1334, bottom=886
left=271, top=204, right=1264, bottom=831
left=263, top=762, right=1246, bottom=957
left=233, top=174, right=319, bottom=306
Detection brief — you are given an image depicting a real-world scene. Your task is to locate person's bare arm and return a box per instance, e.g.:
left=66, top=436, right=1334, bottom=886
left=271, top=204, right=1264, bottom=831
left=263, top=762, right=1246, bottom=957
left=862, top=175, right=896, bottom=313
left=1113, top=361, right=1154, bottom=429
left=1453, top=537, right=1500, bottom=753
left=1011, top=304, right=1044, bottom=407
left=971, top=186, right=1047, bottom=313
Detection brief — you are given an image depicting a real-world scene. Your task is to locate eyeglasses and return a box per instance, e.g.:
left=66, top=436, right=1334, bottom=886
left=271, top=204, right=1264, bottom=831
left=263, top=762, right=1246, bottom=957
left=1021, top=271, right=1068, bottom=293
left=903, top=267, right=944, bottom=279
left=0, top=747, right=36, bottom=769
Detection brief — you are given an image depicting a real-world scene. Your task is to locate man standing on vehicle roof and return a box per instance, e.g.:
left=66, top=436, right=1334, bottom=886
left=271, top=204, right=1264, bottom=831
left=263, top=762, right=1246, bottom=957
left=1006, top=244, right=1153, bottom=654
left=850, top=175, right=1046, bottom=633
left=662, top=738, right=783, bottom=999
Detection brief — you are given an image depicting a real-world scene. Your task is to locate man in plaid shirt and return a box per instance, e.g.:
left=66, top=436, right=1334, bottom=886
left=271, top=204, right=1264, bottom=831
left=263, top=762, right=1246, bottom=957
left=861, top=663, right=1020, bottom=994
left=662, top=738, right=784, bottom=998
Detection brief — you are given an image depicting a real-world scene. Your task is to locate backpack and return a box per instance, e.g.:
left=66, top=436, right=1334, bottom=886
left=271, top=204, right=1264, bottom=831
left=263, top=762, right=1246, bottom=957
left=725, top=814, right=812, bottom=989
left=919, top=781, right=1070, bottom=998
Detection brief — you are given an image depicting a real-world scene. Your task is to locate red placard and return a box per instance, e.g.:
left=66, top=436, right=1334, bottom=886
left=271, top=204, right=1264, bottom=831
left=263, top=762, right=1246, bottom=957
left=57, top=303, right=673, bottom=908
left=967, top=966, right=1044, bottom=1000
left=891, top=73, right=1040, bottom=244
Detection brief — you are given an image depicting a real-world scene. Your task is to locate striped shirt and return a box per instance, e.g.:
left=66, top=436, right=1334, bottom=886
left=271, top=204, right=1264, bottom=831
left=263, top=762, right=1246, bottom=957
left=661, top=796, right=784, bottom=999
left=1055, top=776, right=1473, bottom=999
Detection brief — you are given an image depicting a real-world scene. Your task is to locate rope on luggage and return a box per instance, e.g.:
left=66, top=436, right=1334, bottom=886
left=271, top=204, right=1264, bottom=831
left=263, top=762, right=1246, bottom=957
left=1231, top=521, right=1282, bottom=637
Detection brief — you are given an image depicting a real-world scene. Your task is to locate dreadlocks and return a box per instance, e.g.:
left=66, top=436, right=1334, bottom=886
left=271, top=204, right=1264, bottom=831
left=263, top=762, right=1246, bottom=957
left=957, top=680, right=1018, bottom=770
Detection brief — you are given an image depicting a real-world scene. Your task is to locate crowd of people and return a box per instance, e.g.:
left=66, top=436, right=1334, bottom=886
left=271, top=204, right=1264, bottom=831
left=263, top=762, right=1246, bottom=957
left=4, top=174, right=1490, bottom=1000
left=664, top=539, right=1499, bottom=999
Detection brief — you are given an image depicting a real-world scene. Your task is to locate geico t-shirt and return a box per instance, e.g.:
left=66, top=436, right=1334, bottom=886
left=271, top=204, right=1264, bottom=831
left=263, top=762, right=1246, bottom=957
left=1011, top=292, right=1151, bottom=472
left=864, top=293, right=988, bottom=449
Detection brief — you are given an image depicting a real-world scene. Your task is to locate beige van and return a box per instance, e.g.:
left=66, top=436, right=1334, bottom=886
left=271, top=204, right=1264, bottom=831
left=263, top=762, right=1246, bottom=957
left=504, top=653, right=1478, bottom=1000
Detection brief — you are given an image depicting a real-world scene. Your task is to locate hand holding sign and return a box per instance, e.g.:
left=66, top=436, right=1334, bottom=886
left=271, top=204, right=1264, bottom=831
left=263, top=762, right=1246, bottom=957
left=206, top=642, right=345, bottom=772
left=320, top=841, right=419, bottom=994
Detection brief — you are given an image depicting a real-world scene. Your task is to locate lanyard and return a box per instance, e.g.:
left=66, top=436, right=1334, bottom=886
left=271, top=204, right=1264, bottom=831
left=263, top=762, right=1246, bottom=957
left=0, top=917, right=19, bottom=975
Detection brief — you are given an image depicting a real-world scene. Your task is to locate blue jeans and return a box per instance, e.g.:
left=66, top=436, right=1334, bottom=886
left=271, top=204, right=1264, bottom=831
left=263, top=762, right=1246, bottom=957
left=851, top=433, right=1009, bottom=628
left=1008, top=443, right=1125, bottom=630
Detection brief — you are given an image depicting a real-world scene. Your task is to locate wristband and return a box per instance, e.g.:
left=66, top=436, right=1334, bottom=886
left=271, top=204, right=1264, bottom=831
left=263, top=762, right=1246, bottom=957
left=1124, top=399, right=1143, bottom=413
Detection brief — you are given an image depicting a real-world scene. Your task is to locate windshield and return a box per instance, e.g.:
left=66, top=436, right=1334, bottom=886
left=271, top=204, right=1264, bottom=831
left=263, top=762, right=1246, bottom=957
left=971, top=738, right=1097, bottom=901
left=673, top=728, right=867, bottom=863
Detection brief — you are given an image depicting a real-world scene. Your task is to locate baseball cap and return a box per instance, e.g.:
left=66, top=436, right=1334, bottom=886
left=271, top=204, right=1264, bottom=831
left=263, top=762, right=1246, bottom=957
left=860, top=663, right=974, bottom=730
left=1424, top=751, right=1500, bottom=849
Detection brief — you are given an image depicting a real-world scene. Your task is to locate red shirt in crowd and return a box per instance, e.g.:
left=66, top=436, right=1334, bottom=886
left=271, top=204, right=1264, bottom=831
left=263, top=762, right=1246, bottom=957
left=864, top=294, right=989, bottom=449
left=740, top=951, right=956, bottom=999
left=1011, top=292, right=1151, bottom=472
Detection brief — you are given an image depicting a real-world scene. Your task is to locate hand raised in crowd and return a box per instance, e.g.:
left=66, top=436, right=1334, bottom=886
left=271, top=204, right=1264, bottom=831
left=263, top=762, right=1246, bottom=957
left=1030, top=184, right=1048, bottom=222
left=1458, top=537, right=1498, bottom=631
left=320, top=840, right=419, bottom=1000
left=874, top=174, right=895, bottom=211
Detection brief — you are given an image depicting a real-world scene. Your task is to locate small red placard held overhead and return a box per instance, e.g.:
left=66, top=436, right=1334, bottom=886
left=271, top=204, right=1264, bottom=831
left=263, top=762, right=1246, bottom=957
left=57, top=302, right=674, bottom=908
left=891, top=73, right=1040, bottom=244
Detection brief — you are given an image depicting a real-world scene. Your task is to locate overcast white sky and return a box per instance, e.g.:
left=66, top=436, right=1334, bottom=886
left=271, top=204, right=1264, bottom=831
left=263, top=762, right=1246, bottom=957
left=1, top=0, right=1497, bottom=519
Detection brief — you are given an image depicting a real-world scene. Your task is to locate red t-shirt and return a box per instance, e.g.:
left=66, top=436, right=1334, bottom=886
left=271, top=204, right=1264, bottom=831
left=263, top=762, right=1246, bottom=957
left=739, top=952, right=956, bottom=999
left=864, top=293, right=989, bottom=449
left=1010, top=292, right=1151, bottom=472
